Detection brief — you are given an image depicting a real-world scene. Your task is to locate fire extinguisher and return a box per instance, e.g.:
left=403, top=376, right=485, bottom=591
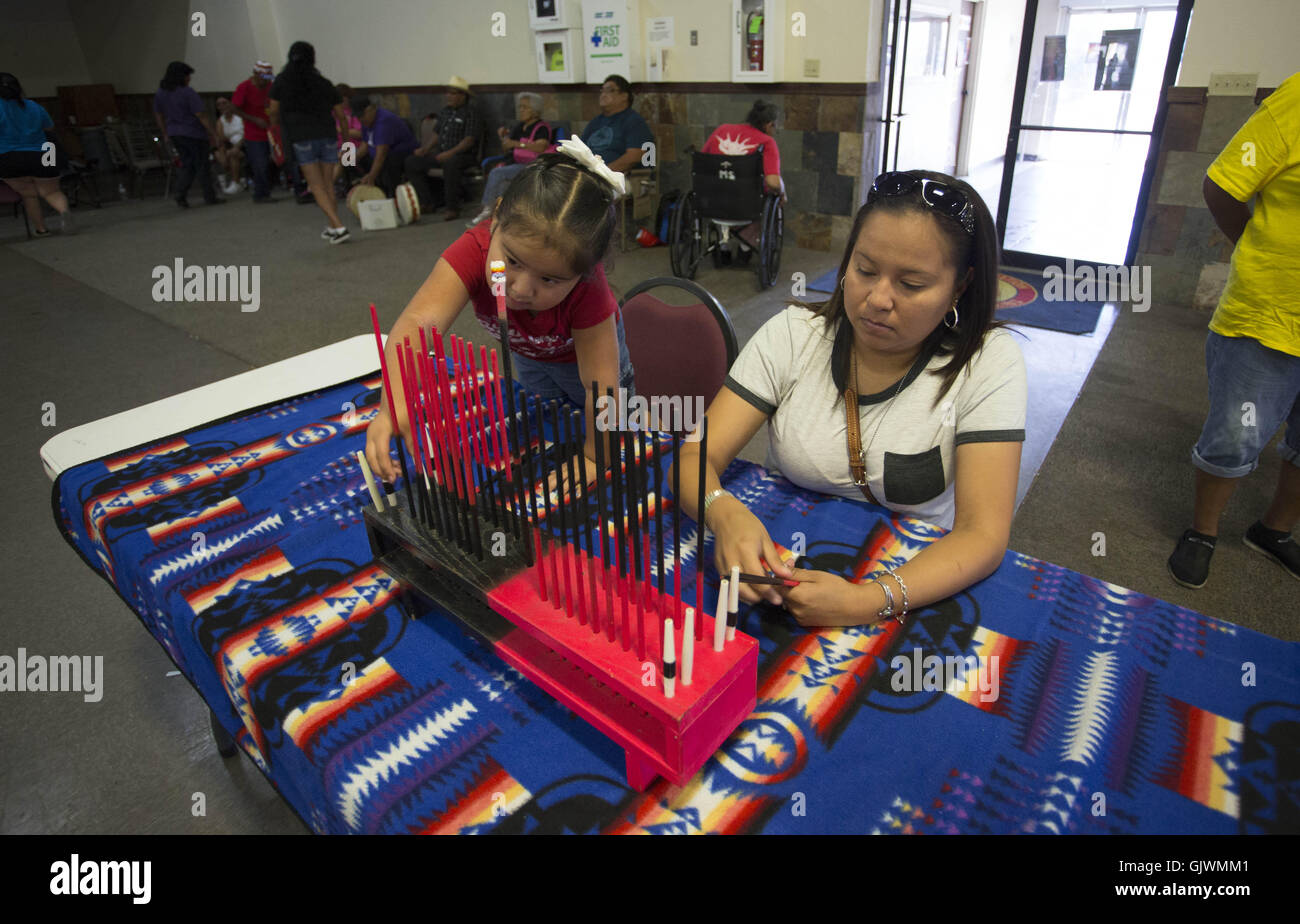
left=746, top=10, right=764, bottom=71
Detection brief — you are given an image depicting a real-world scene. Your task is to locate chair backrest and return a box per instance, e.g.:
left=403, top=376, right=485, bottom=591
left=121, top=123, right=163, bottom=168
left=691, top=151, right=764, bottom=222
left=619, top=277, right=738, bottom=416
left=102, top=125, right=131, bottom=169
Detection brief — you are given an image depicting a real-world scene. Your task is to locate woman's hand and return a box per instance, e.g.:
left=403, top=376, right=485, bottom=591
left=365, top=403, right=412, bottom=484
left=776, top=569, right=877, bottom=628
left=709, top=497, right=793, bottom=606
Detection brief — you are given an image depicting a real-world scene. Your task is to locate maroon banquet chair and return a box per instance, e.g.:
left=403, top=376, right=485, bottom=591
left=619, top=277, right=739, bottom=411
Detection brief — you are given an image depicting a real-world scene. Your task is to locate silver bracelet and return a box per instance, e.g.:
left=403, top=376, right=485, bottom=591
left=702, top=488, right=731, bottom=520
left=881, top=567, right=910, bottom=624
left=875, top=579, right=894, bottom=623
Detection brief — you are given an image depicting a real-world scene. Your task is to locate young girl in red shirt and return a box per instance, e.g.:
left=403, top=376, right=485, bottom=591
left=366, top=138, right=634, bottom=485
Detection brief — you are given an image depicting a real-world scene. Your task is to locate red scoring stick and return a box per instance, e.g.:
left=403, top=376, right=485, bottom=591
left=563, top=409, right=587, bottom=626
left=417, top=327, right=451, bottom=536
left=530, top=397, right=560, bottom=608
left=368, top=303, right=416, bottom=516
left=396, top=341, right=429, bottom=527
left=428, top=327, right=465, bottom=543
left=464, top=346, right=497, bottom=528
left=592, top=381, right=614, bottom=641
left=430, top=329, right=468, bottom=544
left=450, top=336, right=482, bottom=558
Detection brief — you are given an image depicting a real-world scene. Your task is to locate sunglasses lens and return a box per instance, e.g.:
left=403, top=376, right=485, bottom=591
left=872, top=172, right=916, bottom=197
left=925, top=183, right=967, bottom=216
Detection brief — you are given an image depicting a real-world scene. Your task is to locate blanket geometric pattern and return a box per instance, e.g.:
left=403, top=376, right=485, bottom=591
left=53, top=375, right=1300, bottom=834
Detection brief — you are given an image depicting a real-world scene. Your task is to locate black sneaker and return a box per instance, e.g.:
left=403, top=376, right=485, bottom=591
left=1168, top=529, right=1216, bottom=588
left=323, top=227, right=350, bottom=245
left=1243, top=521, right=1300, bottom=581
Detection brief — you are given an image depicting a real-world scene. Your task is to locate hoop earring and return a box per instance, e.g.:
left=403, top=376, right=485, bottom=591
left=838, top=276, right=846, bottom=290
left=943, top=299, right=959, bottom=329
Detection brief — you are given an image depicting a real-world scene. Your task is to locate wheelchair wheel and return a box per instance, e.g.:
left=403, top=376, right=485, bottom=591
left=669, top=192, right=701, bottom=280
left=757, top=197, right=784, bottom=289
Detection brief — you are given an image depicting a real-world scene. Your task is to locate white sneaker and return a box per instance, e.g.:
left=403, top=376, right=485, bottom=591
left=224, top=181, right=241, bottom=195
left=323, top=227, right=351, bottom=245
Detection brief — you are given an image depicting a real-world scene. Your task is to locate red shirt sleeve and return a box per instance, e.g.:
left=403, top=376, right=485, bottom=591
left=567, top=264, right=618, bottom=330
left=442, top=222, right=491, bottom=298
left=760, top=130, right=780, bottom=178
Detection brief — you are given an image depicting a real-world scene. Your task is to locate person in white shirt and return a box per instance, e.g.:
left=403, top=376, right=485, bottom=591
left=214, top=97, right=245, bottom=195
left=678, top=170, right=1027, bottom=628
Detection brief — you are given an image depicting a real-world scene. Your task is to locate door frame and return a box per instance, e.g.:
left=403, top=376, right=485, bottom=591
left=995, top=0, right=1196, bottom=271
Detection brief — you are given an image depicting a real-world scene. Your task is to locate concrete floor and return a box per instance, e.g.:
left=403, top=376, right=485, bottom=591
left=2, top=184, right=1295, bottom=835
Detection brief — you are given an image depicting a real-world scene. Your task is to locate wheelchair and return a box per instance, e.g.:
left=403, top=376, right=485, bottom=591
left=668, top=151, right=784, bottom=289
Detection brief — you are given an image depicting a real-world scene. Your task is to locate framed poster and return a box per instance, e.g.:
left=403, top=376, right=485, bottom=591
left=535, top=29, right=575, bottom=83
left=1095, top=29, right=1140, bottom=91
left=1040, top=35, right=1066, bottom=82
left=528, top=0, right=569, bottom=30
left=584, top=2, right=630, bottom=85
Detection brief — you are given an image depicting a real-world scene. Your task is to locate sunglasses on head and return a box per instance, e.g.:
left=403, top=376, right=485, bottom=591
left=867, top=171, right=976, bottom=235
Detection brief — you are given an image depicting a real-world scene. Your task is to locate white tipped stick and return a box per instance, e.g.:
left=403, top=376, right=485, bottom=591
left=356, top=450, right=384, bottom=512
left=713, top=579, right=729, bottom=652
left=681, top=607, right=695, bottom=686
left=663, top=617, right=676, bottom=699
left=728, top=565, right=740, bottom=640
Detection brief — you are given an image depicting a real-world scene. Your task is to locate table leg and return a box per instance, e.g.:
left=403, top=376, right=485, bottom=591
left=209, top=709, right=237, bottom=759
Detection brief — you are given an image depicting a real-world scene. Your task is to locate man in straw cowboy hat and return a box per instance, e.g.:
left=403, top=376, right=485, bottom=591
left=403, top=75, right=483, bottom=220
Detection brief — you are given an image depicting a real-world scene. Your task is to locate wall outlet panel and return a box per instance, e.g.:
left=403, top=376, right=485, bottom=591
left=1208, top=72, right=1258, bottom=96
left=804, top=58, right=820, bottom=77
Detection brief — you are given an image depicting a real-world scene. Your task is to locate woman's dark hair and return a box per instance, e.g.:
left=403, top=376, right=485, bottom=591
left=746, top=99, right=779, bottom=130
left=604, top=74, right=633, bottom=106
left=810, top=169, right=1004, bottom=406
left=286, top=40, right=316, bottom=71
left=160, top=61, right=194, bottom=91
left=493, top=152, right=621, bottom=277
left=0, top=73, right=25, bottom=104
left=336, top=82, right=353, bottom=98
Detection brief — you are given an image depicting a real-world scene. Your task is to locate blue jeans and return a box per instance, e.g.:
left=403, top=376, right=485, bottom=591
left=511, top=313, right=636, bottom=409
left=482, top=162, right=527, bottom=207
left=245, top=139, right=271, bottom=198
left=1192, top=331, right=1300, bottom=478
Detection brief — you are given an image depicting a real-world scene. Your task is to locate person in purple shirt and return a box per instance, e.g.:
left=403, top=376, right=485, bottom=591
left=350, top=96, right=417, bottom=196
left=152, top=61, right=222, bottom=208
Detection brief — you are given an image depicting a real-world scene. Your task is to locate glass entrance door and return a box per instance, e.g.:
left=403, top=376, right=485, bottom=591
left=998, top=0, right=1192, bottom=267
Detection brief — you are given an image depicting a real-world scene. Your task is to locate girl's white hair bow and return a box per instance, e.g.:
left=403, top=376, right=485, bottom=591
left=556, top=136, right=627, bottom=197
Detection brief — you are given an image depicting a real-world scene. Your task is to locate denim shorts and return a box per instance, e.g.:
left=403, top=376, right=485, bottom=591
left=1192, top=331, right=1300, bottom=478
left=292, top=137, right=339, bottom=165
left=511, top=313, right=636, bottom=409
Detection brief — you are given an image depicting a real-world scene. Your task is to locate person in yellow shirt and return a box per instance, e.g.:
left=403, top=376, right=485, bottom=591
left=1169, top=71, right=1300, bottom=588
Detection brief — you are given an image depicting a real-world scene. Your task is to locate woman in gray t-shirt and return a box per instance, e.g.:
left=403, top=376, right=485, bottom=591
left=679, top=170, right=1026, bottom=628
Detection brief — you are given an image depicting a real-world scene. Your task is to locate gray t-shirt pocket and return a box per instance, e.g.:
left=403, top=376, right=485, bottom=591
left=883, top=446, right=945, bottom=505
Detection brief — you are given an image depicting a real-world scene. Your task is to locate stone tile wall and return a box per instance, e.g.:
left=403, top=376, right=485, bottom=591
left=1137, top=87, right=1269, bottom=309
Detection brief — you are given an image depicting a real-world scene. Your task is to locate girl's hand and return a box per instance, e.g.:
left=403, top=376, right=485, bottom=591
left=710, top=497, right=794, bottom=606
left=776, top=569, right=876, bottom=628
left=365, top=403, right=412, bottom=484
